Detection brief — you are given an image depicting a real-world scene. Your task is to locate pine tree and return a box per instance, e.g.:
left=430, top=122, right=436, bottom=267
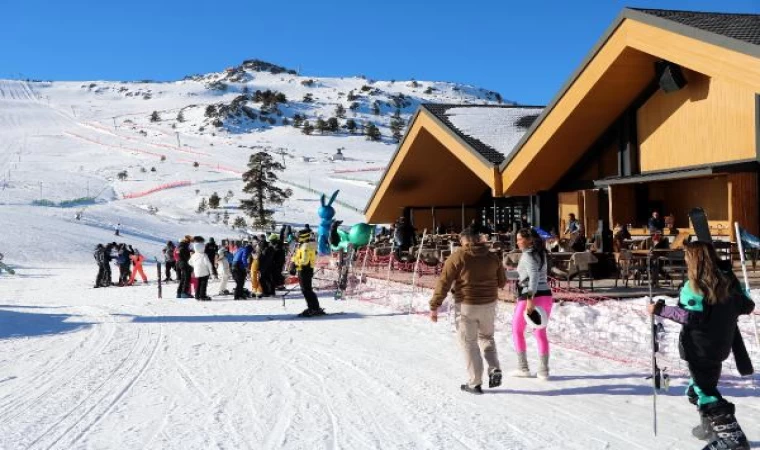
left=371, top=101, right=380, bottom=115
left=208, top=192, right=221, bottom=209
left=345, top=118, right=357, bottom=134
left=302, top=93, right=314, bottom=103
left=240, top=152, right=293, bottom=227
left=315, top=118, right=327, bottom=134
left=176, top=110, right=185, bottom=123
left=349, top=102, right=360, bottom=112
left=365, top=122, right=381, bottom=141
left=232, top=216, right=247, bottom=229
left=335, top=104, right=346, bottom=119
left=293, top=114, right=303, bottom=127
left=390, top=107, right=406, bottom=143
left=197, top=197, right=208, bottom=214
left=302, top=121, right=314, bottom=135
left=150, top=111, right=161, bottom=122
left=327, top=117, right=339, bottom=133
left=347, top=90, right=358, bottom=101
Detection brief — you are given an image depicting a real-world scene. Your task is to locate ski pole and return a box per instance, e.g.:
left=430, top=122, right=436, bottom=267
left=734, top=222, right=760, bottom=348
left=647, top=251, right=658, bottom=436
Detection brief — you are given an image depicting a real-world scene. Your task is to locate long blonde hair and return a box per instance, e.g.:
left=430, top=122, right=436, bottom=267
left=685, top=241, right=729, bottom=305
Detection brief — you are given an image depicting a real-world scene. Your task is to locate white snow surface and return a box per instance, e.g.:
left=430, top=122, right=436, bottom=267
left=1, top=269, right=759, bottom=449
left=445, top=106, right=543, bottom=158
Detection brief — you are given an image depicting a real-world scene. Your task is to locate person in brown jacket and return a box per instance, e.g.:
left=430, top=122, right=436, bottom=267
left=430, top=228, right=507, bottom=394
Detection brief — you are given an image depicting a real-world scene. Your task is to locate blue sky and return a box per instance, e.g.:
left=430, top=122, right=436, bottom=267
left=1, top=0, right=757, bottom=105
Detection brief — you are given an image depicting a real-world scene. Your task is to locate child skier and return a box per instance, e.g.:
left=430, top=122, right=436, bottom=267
left=290, top=229, right=323, bottom=317
left=128, top=249, right=148, bottom=285
left=116, top=244, right=130, bottom=286
left=648, top=241, right=754, bottom=450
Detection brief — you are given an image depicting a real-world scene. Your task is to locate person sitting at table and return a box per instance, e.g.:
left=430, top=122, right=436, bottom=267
left=652, top=231, right=670, bottom=250
left=613, top=224, right=632, bottom=252
left=648, top=211, right=666, bottom=233
left=564, top=213, right=580, bottom=236
left=518, top=214, right=531, bottom=230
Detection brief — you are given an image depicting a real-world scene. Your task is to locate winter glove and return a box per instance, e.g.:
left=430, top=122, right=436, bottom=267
left=288, top=263, right=297, bottom=276
left=651, top=298, right=666, bottom=316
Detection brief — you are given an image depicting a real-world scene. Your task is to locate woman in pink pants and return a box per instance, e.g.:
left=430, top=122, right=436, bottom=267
left=513, top=228, right=553, bottom=380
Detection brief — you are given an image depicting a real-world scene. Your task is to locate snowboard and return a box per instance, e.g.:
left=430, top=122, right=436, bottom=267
left=688, top=208, right=754, bottom=376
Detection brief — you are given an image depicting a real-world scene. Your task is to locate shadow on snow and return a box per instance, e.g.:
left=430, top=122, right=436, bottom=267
left=0, top=308, right=93, bottom=340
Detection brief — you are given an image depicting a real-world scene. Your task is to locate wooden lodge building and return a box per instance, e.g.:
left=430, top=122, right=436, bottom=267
left=364, top=8, right=760, bottom=241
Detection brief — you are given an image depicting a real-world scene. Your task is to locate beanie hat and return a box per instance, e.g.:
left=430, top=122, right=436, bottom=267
left=268, top=233, right=279, bottom=243
left=297, top=229, right=311, bottom=243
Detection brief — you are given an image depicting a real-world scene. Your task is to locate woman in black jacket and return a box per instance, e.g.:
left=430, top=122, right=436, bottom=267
left=649, top=241, right=754, bottom=449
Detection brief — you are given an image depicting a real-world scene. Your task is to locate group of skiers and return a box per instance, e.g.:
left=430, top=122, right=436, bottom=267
left=93, top=242, right=148, bottom=288
left=430, top=226, right=755, bottom=449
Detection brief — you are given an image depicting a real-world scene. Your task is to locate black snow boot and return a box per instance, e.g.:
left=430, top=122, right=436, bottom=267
left=489, top=369, right=503, bottom=388
left=701, top=401, right=750, bottom=450
left=460, top=384, right=484, bottom=395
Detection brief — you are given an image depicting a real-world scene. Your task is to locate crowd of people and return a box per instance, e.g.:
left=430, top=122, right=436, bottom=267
left=93, top=225, right=325, bottom=317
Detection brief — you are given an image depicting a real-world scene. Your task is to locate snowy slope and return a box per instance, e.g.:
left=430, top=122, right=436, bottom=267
left=0, top=63, right=504, bottom=263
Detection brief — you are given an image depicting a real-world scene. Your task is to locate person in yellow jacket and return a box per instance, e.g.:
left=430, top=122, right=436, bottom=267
left=290, top=229, right=323, bottom=317
left=250, top=254, right=262, bottom=298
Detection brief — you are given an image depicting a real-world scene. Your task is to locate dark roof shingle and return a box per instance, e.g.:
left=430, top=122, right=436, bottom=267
left=632, top=8, right=760, bottom=46
left=422, top=104, right=543, bottom=165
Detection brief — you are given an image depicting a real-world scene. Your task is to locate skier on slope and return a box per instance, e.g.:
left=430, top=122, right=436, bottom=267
left=189, top=241, right=213, bottom=301
left=429, top=227, right=506, bottom=394
left=648, top=241, right=754, bottom=450
left=512, top=228, right=554, bottom=380
left=116, top=244, right=131, bottom=286
left=176, top=236, right=193, bottom=299
left=290, top=229, right=323, bottom=317
left=128, top=249, right=148, bottom=285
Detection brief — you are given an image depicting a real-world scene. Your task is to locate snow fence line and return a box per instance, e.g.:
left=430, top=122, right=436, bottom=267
left=122, top=181, right=192, bottom=199
left=331, top=167, right=385, bottom=174
left=344, top=275, right=760, bottom=379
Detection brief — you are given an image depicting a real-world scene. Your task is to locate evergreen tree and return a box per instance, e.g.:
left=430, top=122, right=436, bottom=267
left=302, top=120, right=314, bottom=135
left=293, top=114, right=303, bottom=127
left=240, top=152, right=292, bottom=227
left=345, top=118, right=357, bottom=134
left=390, top=107, right=406, bottom=143
left=326, top=117, right=340, bottom=133
left=208, top=191, right=221, bottom=209
left=315, top=118, right=327, bottom=134
left=349, top=102, right=360, bottom=112
left=347, top=90, right=358, bottom=101
left=302, top=93, right=314, bottom=103
left=176, top=110, right=185, bottom=123
left=232, top=216, right=247, bottom=229
left=365, top=122, right=381, bottom=141
left=205, top=105, right=217, bottom=117
left=371, top=102, right=380, bottom=115
left=150, top=111, right=161, bottom=122
left=197, top=197, right=208, bottom=214
left=335, top=104, right=346, bottom=119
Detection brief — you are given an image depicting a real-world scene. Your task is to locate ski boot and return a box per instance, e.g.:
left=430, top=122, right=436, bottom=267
left=692, top=412, right=714, bottom=441
left=460, top=384, right=484, bottom=395
left=488, top=369, right=502, bottom=388
left=701, top=401, right=750, bottom=450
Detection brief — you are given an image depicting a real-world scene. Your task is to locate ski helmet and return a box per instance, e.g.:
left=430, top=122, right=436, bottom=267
left=524, top=306, right=548, bottom=330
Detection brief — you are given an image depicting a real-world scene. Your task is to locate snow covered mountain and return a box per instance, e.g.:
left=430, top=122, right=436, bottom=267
left=0, top=60, right=505, bottom=263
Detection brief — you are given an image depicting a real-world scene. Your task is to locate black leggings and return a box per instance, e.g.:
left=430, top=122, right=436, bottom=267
left=165, top=261, right=175, bottom=280
left=176, top=262, right=191, bottom=296
left=233, top=266, right=247, bottom=299
left=195, top=276, right=209, bottom=299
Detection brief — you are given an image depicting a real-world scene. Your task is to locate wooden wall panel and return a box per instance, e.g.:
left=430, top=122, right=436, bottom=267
left=648, top=176, right=728, bottom=228
left=583, top=190, right=600, bottom=235
left=729, top=172, right=759, bottom=238
left=638, top=72, right=756, bottom=172
left=609, top=184, right=637, bottom=228
left=558, top=191, right=582, bottom=234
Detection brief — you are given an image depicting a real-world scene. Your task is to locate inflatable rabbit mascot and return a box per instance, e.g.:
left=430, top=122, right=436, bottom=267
left=317, top=190, right=340, bottom=255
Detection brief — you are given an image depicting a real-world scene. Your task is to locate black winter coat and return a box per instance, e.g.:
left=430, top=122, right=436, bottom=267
left=177, top=242, right=191, bottom=264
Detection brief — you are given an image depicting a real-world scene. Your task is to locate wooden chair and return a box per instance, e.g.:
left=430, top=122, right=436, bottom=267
left=551, top=252, right=598, bottom=290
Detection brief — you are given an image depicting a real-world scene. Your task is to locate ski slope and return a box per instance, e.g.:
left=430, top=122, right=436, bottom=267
left=2, top=266, right=758, bottom=450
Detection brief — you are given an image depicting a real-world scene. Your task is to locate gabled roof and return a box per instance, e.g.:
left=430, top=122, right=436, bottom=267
left=422, top=104, right=543, bottom=165
left=632, top=8, right=760, bottom=47
left=499, top=7, right=760, bottom=195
